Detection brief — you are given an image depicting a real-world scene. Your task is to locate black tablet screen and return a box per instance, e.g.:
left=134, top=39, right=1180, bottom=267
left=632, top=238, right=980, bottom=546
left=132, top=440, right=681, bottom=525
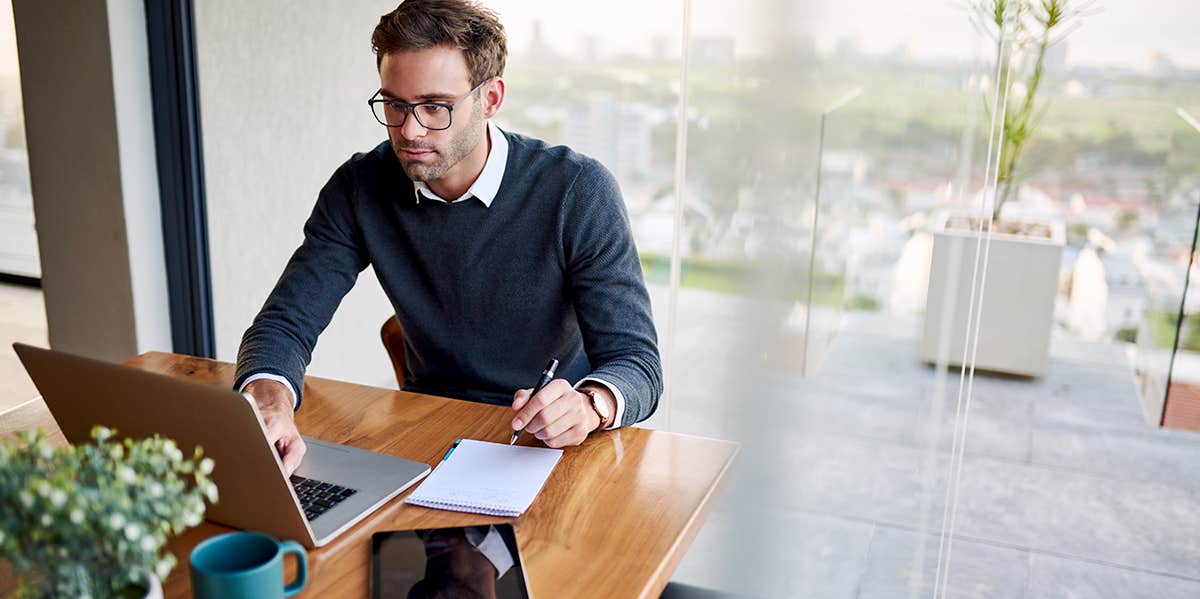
left=371, top=525, right=530, bottom=599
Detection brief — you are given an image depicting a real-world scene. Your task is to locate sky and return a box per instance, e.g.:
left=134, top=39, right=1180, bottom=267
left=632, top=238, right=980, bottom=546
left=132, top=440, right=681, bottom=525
left=0, top=0, right=1195, bottom=78
left=487, top=0, right=1200, bottom=70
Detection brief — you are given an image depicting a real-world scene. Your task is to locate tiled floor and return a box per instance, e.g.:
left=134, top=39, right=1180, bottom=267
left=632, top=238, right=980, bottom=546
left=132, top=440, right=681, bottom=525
left=0, top=282, right=46, bottom=414
left=661, top=291, right=1200, bottom=598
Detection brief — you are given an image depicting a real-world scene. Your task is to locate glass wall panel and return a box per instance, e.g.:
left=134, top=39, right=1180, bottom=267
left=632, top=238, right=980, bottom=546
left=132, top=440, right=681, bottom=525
left=1155, top=109, right=1200, bottom=430
left=946, top=1, right=1200, bottom=595
left=0, top=0, right=35, bottom=279
left=0, top=0, right=44, bottom=416
left=192, top=0, right=1200, bottom=595
left=664, top=0, right=1000, bottom=595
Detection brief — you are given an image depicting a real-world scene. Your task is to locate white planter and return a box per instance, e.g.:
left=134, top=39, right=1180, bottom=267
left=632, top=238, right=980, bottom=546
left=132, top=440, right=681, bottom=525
left=919, top=215, right=1065, bottom=377
left=142, top=575, right=163, bottom=599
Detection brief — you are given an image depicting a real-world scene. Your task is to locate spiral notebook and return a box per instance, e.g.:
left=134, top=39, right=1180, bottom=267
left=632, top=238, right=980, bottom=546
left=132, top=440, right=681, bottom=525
left=405, top=439, right=563, bottom=517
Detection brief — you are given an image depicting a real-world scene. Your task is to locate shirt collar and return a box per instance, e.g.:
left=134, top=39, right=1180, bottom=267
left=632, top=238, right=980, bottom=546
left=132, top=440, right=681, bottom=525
left=413, top=120, right=508, bottom=208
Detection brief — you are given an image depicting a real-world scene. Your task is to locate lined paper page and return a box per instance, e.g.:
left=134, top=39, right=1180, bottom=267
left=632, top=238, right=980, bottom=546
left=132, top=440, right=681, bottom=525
left=405, top=440, right=563, bottom=517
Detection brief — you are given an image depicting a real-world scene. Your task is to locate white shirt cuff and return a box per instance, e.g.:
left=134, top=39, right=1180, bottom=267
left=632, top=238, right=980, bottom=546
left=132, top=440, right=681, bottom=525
left=239, top=373, right=298, bottom=410
left=464, top=525, right=514, bottom=579
left=576, top=377, right=625, bottom=430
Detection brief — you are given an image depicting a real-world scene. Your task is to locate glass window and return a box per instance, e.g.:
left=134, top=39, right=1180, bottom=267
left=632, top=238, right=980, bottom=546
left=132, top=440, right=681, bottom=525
left=192, top=1, right=1200, bottom=594
left=0, top=0, right=45, bottom=417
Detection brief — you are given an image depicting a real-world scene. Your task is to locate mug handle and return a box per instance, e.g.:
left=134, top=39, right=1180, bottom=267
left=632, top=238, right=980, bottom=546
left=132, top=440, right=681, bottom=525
left=278, top=540, right=308, bottom=597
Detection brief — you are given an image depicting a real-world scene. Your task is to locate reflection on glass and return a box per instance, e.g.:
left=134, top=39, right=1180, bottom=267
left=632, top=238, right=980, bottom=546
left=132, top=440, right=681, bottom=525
left=372, top=526, right=528, bottom=599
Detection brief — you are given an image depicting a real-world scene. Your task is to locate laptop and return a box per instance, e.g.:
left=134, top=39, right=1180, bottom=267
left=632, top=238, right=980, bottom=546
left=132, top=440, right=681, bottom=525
left=13, top=343, right=431, bottom=549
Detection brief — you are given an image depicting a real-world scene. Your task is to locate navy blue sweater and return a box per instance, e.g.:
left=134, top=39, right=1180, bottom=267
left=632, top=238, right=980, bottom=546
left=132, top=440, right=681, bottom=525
left=234, top=131, right=662, bottom=426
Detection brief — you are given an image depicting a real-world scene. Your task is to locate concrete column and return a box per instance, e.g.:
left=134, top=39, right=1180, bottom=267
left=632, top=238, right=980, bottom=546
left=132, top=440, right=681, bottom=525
left=12, top=0, right=171, bottom=361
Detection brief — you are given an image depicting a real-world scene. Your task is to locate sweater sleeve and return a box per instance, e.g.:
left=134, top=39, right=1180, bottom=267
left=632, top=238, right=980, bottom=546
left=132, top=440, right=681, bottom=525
left=560, top=161, right=664, bottom=426
left=234, top=161, right=369, bottom=409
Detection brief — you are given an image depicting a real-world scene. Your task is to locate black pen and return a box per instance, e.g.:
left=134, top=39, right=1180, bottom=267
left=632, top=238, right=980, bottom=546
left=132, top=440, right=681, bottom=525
left=510, top=358, right=559, bottom=445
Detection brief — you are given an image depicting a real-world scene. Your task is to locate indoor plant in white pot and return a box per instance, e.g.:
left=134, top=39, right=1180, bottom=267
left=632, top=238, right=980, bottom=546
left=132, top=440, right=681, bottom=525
left=0, top=426, right=217, bottom=598
left=920, top=0, right=1093, bottom=376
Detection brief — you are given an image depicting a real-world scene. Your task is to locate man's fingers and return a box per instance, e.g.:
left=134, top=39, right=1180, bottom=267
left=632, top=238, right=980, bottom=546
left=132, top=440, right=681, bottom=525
left=263, top=418, right=285, bottom=445
left=262, top=410, right=305, bottom=475
left=512, top=388, right=550, bottom=430
left=543, top=423, right=588, bottom=449
left=524, top=395, right=573, bottom=435
left=534, top=402, right=580, bottom=440
left=263, top=413, right=293, bottom=445
left=279, top=434, right=306, bottom=476
left=248, top=390, right=304, bottom=475
left=516, top=381, right=571, bottom=434
left=511, top=388, right=532, bottom=411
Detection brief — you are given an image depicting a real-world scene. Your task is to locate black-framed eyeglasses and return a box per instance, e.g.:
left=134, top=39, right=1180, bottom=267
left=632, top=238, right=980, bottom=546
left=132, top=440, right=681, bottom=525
left=368, top=80, right=487, bottom=130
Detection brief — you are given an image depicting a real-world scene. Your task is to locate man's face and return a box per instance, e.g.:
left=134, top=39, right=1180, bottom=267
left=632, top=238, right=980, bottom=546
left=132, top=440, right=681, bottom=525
left=378, top=47, right=487, bottom=184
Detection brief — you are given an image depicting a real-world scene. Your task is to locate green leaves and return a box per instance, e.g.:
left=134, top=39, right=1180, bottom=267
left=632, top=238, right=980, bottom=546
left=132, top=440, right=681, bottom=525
left=972, top=0, right=1097, bottom=220
left=0, top=426, right=218, bottom=598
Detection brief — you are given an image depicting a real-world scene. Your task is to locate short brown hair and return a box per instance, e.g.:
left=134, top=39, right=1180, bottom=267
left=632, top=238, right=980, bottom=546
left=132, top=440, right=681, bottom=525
left=372, top=0, right=507, bottom=87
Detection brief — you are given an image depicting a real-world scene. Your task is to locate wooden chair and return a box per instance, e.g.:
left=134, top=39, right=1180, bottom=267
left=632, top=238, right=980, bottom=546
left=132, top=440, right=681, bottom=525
left=380, top=315, right=406, bottom=387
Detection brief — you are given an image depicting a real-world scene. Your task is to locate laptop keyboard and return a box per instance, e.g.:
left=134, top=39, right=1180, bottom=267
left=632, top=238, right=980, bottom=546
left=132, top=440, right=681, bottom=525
left=290, top=475, right=358, bottom=521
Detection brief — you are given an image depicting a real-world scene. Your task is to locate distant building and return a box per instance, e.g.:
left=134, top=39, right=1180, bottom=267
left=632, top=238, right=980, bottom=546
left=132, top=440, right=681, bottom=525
left=1069, top=246, right=1108, bottom=339
left=833, top=36, right=862, bottom=62
left=1102, top=253, right=1145, bottom=338
left=1045, top=41, right=1068, bottom=74
left=524, top=20, right=559, bottom=61
left=561, top=95, right=652, bottom=182
left=650, top=35, right=673, bottom=61
left=581, top=36, right=601, bottom=61
left=847, top=251, right=896, bottom=311
left=821, top=150, right=868, bottom=186
left=888, top=230, right=931, bottom=315
left=691, top=36, right=735, bottom=65
left=1142, top=52, right=1178, bottom=80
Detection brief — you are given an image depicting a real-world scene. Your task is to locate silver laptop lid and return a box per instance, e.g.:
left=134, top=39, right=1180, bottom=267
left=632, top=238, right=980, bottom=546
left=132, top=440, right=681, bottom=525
left=13, top=344, right=315, bottom=546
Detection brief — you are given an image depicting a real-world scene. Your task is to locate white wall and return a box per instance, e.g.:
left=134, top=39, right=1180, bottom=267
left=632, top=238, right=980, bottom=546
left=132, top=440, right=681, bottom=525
left=194, top=1, right=398, bottom=387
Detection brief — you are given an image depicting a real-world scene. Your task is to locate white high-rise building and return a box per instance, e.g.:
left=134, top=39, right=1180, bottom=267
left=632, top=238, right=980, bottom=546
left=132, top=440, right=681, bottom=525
left=561, top=94, right=652, bottom=183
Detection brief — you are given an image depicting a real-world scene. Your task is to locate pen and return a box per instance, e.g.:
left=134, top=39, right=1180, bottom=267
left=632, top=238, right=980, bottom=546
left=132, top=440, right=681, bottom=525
left=510, top=358, right=558, bottom=445
left=440, top=439, right=462, bottom=462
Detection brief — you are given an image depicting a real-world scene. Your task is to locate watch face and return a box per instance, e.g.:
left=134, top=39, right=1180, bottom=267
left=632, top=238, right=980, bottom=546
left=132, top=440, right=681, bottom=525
left=588, top=390, right=610, bottom=419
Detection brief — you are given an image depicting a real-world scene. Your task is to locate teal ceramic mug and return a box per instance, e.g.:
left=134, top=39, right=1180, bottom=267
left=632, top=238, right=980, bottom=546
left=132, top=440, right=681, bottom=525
left=189, top=531, right=308, bottom=598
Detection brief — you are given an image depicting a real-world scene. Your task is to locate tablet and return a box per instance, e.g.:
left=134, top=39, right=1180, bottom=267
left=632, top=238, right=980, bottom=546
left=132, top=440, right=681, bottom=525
left=371, top=525, right=531, bottom=599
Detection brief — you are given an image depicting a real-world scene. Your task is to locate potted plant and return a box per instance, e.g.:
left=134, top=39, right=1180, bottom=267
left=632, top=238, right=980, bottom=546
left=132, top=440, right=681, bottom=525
left=0, top=426, right=218, bottom=598
left=920, top=0, right=1093, bottom=376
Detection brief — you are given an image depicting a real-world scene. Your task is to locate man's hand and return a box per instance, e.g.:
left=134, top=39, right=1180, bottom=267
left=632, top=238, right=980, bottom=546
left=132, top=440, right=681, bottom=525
left=511, top=380, right=611, bottom=448
left=244, top=379, right=306, bottom=476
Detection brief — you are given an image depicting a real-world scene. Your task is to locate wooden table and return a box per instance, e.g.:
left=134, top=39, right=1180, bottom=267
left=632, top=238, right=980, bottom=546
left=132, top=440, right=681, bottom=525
left=0, top=352, right=738, bottom=598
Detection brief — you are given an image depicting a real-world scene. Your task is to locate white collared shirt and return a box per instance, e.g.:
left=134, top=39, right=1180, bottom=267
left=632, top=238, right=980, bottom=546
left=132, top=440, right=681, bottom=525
left=412, top=120, right=508, bottom=207
left=242, top=120, right=627, bottom=430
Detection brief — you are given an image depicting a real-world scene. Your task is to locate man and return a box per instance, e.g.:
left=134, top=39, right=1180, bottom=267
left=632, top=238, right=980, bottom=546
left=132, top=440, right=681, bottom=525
left=235, top=0, right=662, bottom=475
